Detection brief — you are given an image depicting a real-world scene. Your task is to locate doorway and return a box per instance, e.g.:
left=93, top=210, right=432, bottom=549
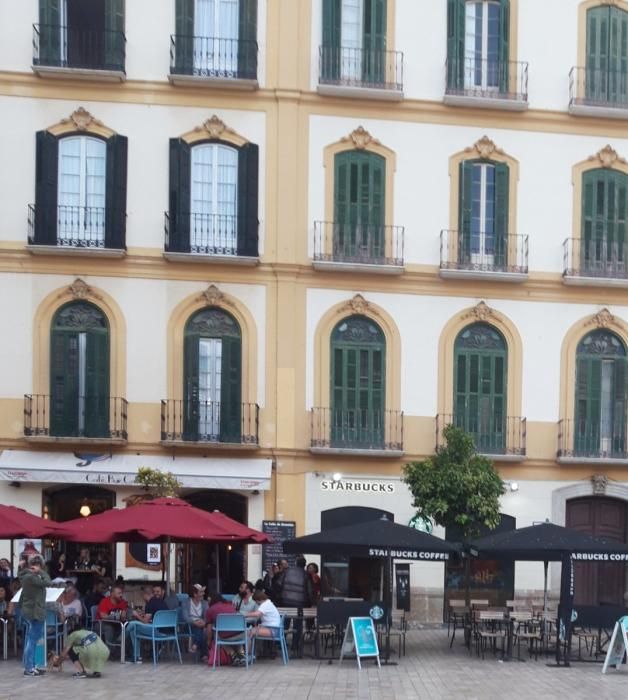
left=566, top=496, right=628, bottom=606
left=64, top=0, right=106, bottom=69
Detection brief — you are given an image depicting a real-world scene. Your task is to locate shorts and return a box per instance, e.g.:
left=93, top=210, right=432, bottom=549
left=263, top=627, right=281, bottom=639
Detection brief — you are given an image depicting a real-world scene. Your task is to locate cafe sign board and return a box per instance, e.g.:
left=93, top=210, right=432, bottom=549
left=339, top=617, right=381, bottom=669
left=602, top=616, right=628, bottom=674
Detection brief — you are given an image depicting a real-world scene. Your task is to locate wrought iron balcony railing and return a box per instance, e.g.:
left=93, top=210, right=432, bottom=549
left=558, top=418, right=628, bottom=460
left=24, top=395, right=128, bottom=441
left=311, top=407, right=403, bottom=452
left=439, top=230, right=528, bottom=275
left=28, top=204, right=126, bottom=250
left=161, top=399, right=259, bottom=446
left=33, top=24, right=125, bottom=73
left=169, top=35, right=258, bottom=81
left=436, top=414, right=526, bottom=457
left=445, top=58, right=528, bottom=102
left=164, top=212, right=258, bottom=257
left=313, top=221, right=404, bottom=267
left=563, top=237, right=628, bottom=281
left=319, top=45, right=403, bottom=92
left=569, top=66, right=628, bottom=110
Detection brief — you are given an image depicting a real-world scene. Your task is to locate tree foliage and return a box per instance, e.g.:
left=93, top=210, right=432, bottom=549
left=134, top=467, right=181, bottom=498
left=402, top=425, right=505, bottom=541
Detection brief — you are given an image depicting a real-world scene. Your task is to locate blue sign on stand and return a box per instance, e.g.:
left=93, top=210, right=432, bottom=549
left=339, top=617, right=380, bottom=669
left=602, top=616, right=628, bottom=674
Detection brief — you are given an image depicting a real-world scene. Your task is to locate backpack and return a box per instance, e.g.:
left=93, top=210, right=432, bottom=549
left=208, top=640, right=232, bottom=667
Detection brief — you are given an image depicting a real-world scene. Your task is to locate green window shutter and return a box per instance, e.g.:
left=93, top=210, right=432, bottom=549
left=363, top=0, right=387, bottom=84
left=237, top=142, right=259, bottom=257
left=50, top=330, right=79, bottom=437
left=183, top=332, right=200, bottom=441
left=458, top=160, right=474, bottom=263
left=494, top=162, right=509, bottom=266
left=575, top=356, right=602, bottom=455
left=608, top=8, right=628, bottom=104
left=84, top=330, right=110, bottom=438
left=446, top=0, right=465, bottom=90
left=322, top=0, right=341, bottom=81
left=174, top=0, right=194, bottom=74
left=238, top=0, right=258, bottom=80
left=220, top=336, right=243, bottom=442
left=168, top=138, right=192, bottom=253
left=586, top=7, right=610, bottom=102
left=38, top=0, right=61, bottom=65
left=35, top=130, right=59, bottom=245
left=499, top=0, right=510, bottom=93
left=104, top=0, right=125, bottom=72
left=613, top=358, right=627, bottom=453
left=105, top=134, right=127, bottom=250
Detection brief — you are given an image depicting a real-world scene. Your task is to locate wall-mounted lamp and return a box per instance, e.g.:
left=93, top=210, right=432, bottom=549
left=509, top=482, right=519, bottom=492
left=332, top=472, right=342, bottom=483
left=79, top=499, right=91, bottom=518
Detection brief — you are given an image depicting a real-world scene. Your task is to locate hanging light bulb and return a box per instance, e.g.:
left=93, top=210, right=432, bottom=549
left=79, top=499, right=91, bottom=518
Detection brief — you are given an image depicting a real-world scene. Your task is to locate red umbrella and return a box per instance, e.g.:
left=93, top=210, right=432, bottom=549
left=57, top=497, right=270, bottom=544
left=0, top=504, right=65, bottom=539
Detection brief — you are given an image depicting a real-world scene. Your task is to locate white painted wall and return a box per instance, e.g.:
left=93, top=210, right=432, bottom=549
left=0, top=273, right=267, bottom=405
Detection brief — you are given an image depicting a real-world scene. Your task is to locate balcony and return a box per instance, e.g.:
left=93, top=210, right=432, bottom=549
left=557, top=419, right=628, bottom=464
left=563, top=238, right=628, bottom=287
left=569, top=66, right=628, bottom=119
left=436, top=414, right=526, bottom=461
left=318, top=46, right=403, bottom=100
left=439, top=230, right=528, bottom=282
left=24, top=395, right=128, bottom=444
left=27, top=205, right=126, bottom=258
left=444, top=58, right=528, bottom=110
left=164, top=212, right=259, bottom=265
left=312, top=221, right=404, bottom=274
left=32, top=24, right=125, bottom=81
left=168, top=35, right=258, bottom=89
left=160, top=400, right=259, bottom=449
left=310, top=408, right=404, bottom=457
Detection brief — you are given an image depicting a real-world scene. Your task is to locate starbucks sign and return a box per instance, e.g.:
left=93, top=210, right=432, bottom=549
left=408, top=513, right=433, bottom=534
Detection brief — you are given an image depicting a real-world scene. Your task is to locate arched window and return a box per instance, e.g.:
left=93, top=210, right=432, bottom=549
left=190, top=142, right=238, bottom=254
left=454, top=323, right=507, bottom=452
left=585, top=4, right=628, bottom=105
left=581, top=168, right=628, bottom=276
left=575, top=330, right=627, bottom=456
left=58, top=135, right=107, bottom=246
left=330, top=315, right=385, bottom=448
left=50, top=301, right=110, bottom=437
left=458, top=159, right=509, bottom=267
left=183, top=307, right=242, bottom=442
left=333, top=150, right=385, bottom=263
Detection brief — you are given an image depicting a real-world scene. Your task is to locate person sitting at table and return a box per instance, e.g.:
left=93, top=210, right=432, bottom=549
left=84, top=578, right=107, bottom=613
left=247, top=590, right=282, bottom=640
left=0, top=557, right=12, bottom=595
left=59, top=585, right=83, bottom=626
left=182, top=584, right=209, bottom=655
left=205, top=592, right=246, bottom=666
left=125, top=583, right=169, bottom=662
left=96, top=585, right=128, bottom=648
left=234, top=581, right=258, bottom=614
left=0, top=585, right=7, bottom=616
left=51, top=628, right=110, bottom=679
left=49, top=552, right=67, bottom=581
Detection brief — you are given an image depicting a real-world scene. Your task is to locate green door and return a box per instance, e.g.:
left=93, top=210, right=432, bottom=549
left=331, top=315, right=385, bottom=449
left=183, top=308, right=242, bottom=443
left=586, top=5, right=628, bottom=105
left=582, top=169, right=628, bottom=276
left=334, top=150, right=385, bottom=263
left=50, top=302, right=110, bottom=438
left=454, top=323, right=506, bottom=453
left=575, top=331, right=627, bottom=457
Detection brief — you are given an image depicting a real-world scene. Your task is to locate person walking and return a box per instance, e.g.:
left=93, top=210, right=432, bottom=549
left=18, top=554, right=51, bottom=677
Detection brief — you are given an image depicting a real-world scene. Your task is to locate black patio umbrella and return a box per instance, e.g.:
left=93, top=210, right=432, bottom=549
left=469, top=522, right=628, bottom=665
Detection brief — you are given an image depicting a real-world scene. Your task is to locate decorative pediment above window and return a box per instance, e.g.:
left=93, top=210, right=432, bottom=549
left=338, top=294, right=375, bottom=317
left=586, top=308, right=616, bottom=329
left=461, top=301, right=495, bottom=323
left=591, top=474, right=609, bottom=495
left=464, top=136, right=505, bottom=160
left=57, top=278, right=102, bottom=302
left=182, top=115, right=248, bottom=146
left=588, top=145, right=627, bottom=169
left=341, top=126, right=381, bottom=150
left=47, top=107, right=115, bottom=138
left=197, top=284, right=234, bottom=308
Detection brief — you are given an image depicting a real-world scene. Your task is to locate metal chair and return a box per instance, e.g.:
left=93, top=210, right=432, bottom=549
left=511, top=610, right=542, bottom=660
left=476, top=611, right=507, bottom=659
left=132, top=609, right=182, bottom=667
left=211, top=613, right=250, bottom=669
left=251, top=614, right=289, bottom=665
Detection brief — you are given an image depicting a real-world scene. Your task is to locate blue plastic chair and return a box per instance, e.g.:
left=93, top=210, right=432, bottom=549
left=251, top=614, right=289, bottom=665
left=212, top=613, right=249, bottom=669
left=176, top=605, right=193, bottom=652
left=221, top=593, right=235, bottom=603
left=133, top=609, right=182, bottom=667
left=45, top=609, right=64, bottom=655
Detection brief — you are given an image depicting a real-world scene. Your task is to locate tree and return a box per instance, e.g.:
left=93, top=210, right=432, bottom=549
left=134, top=467, right=181, bottom=498
left=402, top=424, right=505, bottom=603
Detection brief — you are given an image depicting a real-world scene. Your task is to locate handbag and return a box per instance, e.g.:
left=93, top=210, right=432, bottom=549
left=207, top=640, right=232, bottom=667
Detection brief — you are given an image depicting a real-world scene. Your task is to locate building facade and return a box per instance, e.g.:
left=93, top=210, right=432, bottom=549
left=1, top=0, right=628, bottom=617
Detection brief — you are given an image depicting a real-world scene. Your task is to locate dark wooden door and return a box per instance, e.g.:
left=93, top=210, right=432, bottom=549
left=566, top=497, right=627, bottom=606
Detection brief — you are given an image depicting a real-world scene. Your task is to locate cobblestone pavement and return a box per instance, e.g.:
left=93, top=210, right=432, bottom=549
left=1, top=628, right=626, bottom=700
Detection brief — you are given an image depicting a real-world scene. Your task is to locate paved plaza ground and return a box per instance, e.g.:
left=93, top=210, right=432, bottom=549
left=0, top=628, right=626, bottom=699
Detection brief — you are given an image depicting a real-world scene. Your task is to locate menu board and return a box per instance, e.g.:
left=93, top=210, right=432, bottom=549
left=262, top=520, right=296, bottom=573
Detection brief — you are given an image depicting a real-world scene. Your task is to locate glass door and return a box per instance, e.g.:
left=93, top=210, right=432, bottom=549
left=194, top=0, right=239, bottom=75
left=464, top=1, right=500, bottom=91
left=340, top=0, right=364, bottom=81
left=198, top=338, right=222, bottom=440
left=470, top=162, right=495, bottom=266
